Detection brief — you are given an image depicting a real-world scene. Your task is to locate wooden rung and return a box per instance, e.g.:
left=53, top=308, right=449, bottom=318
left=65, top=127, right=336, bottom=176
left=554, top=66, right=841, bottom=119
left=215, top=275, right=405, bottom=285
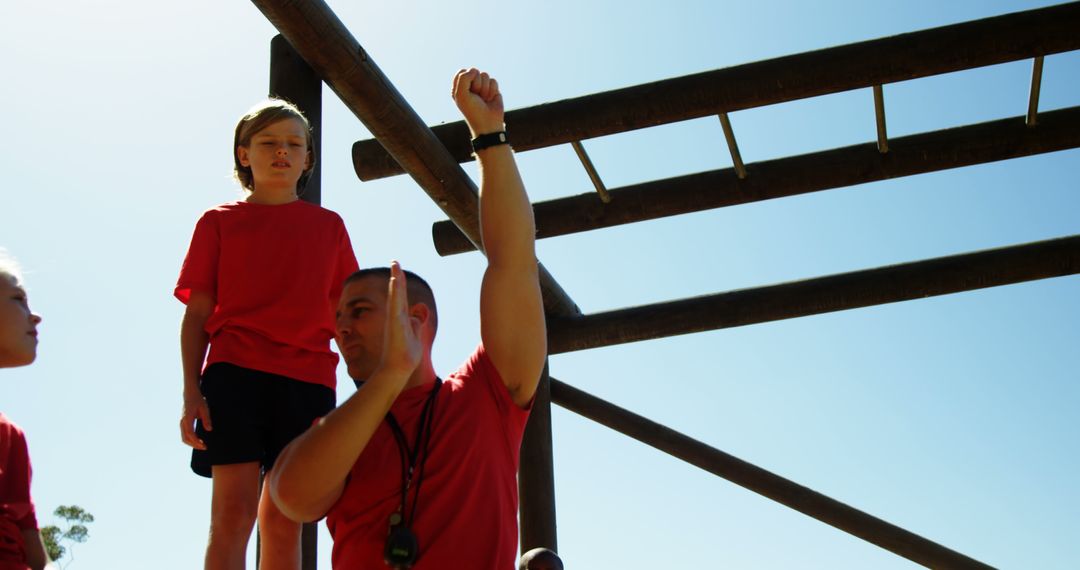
left=718, top=113, right=748, bottom=179
left=1027, top=56, right=1045, bottom=126
left=873, top=85, right=889, bottom=153
left=571, top=141, right=612, bottom=203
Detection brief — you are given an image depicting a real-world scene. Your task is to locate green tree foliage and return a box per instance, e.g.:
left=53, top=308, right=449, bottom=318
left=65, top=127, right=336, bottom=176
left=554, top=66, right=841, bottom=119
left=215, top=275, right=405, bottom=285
left=40, top=526, right=63, bottom=562
left=40, top=505, right=94, bottom=568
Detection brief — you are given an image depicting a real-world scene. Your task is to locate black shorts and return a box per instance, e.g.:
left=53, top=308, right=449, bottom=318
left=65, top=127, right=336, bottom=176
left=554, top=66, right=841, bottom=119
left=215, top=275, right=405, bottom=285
left=191, top=362, right=335, bottom=478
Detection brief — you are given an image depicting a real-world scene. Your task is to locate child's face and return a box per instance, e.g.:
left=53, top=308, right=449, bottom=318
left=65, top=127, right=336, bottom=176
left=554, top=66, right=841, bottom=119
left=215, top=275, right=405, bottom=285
left=237, top=117, right=311, bottom=193
left=0, top=274, right=41, bottom=367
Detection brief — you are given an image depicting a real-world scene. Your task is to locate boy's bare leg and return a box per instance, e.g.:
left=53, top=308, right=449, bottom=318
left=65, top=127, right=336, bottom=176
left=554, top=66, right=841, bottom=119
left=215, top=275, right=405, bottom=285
left=256, top=469, right=302, bottom=570
left=206, top=462, right=261, bottom=570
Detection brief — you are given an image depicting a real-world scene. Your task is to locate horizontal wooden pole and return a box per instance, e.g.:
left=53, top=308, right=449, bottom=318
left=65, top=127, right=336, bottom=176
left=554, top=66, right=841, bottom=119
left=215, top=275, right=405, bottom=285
left=249, top=0, right=580, bottom=317
left=548, top=235, right=1080, bottom=353
left=433, top=106, right=1080, bottom=255
left=549, top=377, right=993, bottom=568
left=355, top=2, right=1080, bottom=180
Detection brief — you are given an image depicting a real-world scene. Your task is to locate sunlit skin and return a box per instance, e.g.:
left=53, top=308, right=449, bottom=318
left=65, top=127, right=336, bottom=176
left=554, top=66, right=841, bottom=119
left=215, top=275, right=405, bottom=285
left=0, top=274, right=41, bottom=368
left=236, top=117, right=312, bottom=205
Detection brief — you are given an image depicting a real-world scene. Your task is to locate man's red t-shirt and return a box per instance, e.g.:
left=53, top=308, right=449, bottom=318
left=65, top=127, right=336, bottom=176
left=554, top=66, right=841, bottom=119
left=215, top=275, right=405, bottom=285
left=326, top=345, right=531, bottom=569
left=0, top=414, right=37, bottom=568
left=175, top=200, right=358, bottom=389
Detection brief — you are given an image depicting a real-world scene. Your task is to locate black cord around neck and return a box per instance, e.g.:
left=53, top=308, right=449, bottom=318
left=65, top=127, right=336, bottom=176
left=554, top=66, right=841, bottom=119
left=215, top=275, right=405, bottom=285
left=385, top=377, right=442, bottom=527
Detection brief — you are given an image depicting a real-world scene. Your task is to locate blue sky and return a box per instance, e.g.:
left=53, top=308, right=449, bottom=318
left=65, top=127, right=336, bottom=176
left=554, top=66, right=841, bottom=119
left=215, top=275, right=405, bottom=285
left=2, top=1, right=1077, bottom=568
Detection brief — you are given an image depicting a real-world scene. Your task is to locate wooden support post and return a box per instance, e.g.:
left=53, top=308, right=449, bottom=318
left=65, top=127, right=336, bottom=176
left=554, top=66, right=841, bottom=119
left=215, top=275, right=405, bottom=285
left=547, top=235, right=1080, bottom=353
left=432, top=105, right=1080, bottom=255
left=353, top=2, right=1080, bottom=180
left=548, top=378, right=994, bottom=569
left=518, top=362, right=558, bottom=554
left=268, top=33, right=323, bottom=570
left=270, top=34, right=323, bottom=206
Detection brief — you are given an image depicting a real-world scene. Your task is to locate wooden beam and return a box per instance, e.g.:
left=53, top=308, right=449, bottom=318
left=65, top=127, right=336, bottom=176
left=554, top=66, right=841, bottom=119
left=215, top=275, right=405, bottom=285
left=433, top=106, right=1080, bottom=255
left=549, top=377, right=994, bottom=569
left=354, top=2, right=1080, bottom=180
left=548, top=235, right=1080, bottom=354
left=249, top=0, right=580, bottom=317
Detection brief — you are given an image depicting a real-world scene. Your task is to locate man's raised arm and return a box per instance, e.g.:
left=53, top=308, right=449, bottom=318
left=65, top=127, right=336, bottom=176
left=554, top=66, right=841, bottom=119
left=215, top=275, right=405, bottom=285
left=452, top=68, right=547, bottom=408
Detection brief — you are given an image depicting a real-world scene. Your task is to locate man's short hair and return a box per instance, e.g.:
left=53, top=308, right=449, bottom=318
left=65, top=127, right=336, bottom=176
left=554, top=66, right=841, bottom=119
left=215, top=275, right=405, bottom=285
left=344, top=267, right=438, bottom=335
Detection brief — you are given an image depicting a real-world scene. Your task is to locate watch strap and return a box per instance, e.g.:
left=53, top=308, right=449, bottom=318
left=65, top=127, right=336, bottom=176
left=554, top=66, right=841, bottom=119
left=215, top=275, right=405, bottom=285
left=470, top=131, right=509, bottom=153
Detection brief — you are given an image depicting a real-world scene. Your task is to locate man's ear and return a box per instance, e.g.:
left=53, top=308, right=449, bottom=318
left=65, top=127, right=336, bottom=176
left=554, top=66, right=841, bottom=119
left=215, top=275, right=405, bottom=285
left=409, top=302, right=431, bottom=327
left=237, top=146, right=250, bottom=167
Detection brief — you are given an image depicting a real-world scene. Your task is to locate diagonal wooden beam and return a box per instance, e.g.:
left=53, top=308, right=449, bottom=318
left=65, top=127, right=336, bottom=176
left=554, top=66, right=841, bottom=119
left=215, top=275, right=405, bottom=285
left=249, top=0, right=580, bottom=317
left=549, top=377, right=994, bottom=569
left=354, top=2, right=1080, bottom=180
left=548, top=236, right=1080, bottom=353
left=432, top=106, right=1080, bottom=255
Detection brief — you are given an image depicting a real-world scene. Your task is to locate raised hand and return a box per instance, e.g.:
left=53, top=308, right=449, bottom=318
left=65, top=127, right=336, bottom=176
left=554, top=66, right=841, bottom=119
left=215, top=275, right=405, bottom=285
left=376, top=261, right=423, bottom=380
left=452, top=68, right=505, bottom=137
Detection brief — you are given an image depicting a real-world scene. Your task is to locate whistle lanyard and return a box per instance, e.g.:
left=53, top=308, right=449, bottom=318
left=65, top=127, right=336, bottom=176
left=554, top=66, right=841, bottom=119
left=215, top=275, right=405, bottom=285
left=385, top=378, right=442, bottom=528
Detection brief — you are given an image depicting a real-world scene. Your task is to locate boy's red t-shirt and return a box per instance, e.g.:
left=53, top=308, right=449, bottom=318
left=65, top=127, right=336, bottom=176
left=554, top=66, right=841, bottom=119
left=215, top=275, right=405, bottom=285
left=175, top=200, right=358, bottom=389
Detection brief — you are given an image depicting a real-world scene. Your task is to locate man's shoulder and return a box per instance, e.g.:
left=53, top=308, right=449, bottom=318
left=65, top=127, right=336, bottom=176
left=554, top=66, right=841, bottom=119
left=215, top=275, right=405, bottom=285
left=446, top=343, right=499, bottom=383
left=443, top=343, right=529, bottom=417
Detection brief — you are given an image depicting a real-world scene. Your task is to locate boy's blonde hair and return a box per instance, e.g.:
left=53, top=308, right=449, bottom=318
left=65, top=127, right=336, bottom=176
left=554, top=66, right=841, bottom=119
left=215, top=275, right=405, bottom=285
left=0, top=248, right=23, bottom=286
left=232, top=99, right=316, bottom=193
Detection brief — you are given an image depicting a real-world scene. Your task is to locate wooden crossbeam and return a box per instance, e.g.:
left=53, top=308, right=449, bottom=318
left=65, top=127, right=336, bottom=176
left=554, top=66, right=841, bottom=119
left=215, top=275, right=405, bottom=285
left=354, top=2, right=1080, bottom=180
left=547, top=235, right=1080, bottom=353
left=433, top=106, right=1080, bottom=255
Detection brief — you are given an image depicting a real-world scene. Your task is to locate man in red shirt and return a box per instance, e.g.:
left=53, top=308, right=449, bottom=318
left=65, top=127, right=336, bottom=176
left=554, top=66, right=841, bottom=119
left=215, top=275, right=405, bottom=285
left=270, top=68, right=547, bottom=569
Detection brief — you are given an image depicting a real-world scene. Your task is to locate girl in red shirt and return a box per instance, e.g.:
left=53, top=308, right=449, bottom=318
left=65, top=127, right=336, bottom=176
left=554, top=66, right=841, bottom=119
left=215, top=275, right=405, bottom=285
left=0, top=251, right=49, bottom=570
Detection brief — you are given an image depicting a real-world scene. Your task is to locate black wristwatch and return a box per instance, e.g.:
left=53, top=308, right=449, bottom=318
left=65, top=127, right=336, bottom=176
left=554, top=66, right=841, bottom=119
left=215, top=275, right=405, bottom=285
left=470, top=131, right=509, bottom=153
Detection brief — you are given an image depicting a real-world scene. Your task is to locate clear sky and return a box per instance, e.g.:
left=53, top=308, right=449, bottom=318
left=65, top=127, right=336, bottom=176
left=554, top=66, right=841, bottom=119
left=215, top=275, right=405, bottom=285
left=2, top=1, right=1078, bottom=568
